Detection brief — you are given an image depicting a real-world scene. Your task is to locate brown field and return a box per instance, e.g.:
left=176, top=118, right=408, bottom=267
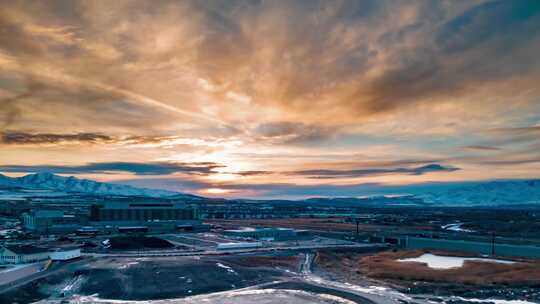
left=316, top=249, right=540, bottom=287
left=207, top=217, right=380, bottom=232
left=232, top=254, right=301, bottom=271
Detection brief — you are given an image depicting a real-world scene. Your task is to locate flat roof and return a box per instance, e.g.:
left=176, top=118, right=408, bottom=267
left=50, top=246, right=81, bottom=252
left=225, top=227, right=295, bottom=233
left=99, top=201, right=190, bottom=209
left=225, top=227, right=257, bottom=232
left=4, top=245, right=49, bottom=255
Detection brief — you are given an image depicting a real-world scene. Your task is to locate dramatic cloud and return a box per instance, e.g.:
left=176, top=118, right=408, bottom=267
left=0, top=162, right=223, bottom=176
left=485, top=126, right=540, bottom=145
left=1, top=131, right=113, bottom=145
left=0, top=131, right=240, bottom=152
left=0, top=1, right=539, bottom=197
left=1, top=1, right=539, bottom=129
left=359, top=0, right=540, bottom=114
left=462, top=145, right=502, bottom=152
left=253, top=122, right=336, bottom=145
left=290, top=164, right=459, bottom=179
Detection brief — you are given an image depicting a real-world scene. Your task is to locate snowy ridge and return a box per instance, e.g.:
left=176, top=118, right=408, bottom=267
left=0, top=172, right=187, bottom=198
left=416, top=179, right=540, bottom=206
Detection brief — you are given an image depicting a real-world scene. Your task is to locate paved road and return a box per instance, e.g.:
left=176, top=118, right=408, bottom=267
left=0, top=258, right=92, bottom=295
left=83, top=243, right=384, bottom=258
left=0, top=263, right=43, bottom=286
left=298, top=253, right=428, bottom=304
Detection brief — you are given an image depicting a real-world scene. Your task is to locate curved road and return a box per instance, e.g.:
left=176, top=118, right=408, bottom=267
left=1, top=249, right=426, bottom=304
left=298, top=253, right=427, bottom=304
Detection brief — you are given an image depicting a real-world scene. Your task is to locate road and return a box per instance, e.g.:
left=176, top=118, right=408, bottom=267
left=298, top=253, right=428, bottom=304
left=0, top=243, right=383, bottom=297
left=0, top=258, right=92, bottom=295
left=1, top=249, right=506, bottom=304
left=82, top=243, right=384, bottom=258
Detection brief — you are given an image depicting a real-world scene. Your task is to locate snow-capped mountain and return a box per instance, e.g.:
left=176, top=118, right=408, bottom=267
left=414, top=179, right=540, bottom=206
left=0, top=172, right=186, bottom=198
left=2, top=172, right=539, bottom=205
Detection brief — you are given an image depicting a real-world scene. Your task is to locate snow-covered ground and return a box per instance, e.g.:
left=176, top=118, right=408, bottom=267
left=398, top=253, right=515, bottom=269
left=215, top=262, right=237, bottom=275
left=441, top=222, right=475, bottom=233
left=34, top=289, right=357, bottom=304
left=301, top=253, right=531, bottom=304
left=30, top=255, right=536, bottom=304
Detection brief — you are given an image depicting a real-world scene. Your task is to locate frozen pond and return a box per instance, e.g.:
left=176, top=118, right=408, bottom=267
left=398, top=253, right=515, bottom=269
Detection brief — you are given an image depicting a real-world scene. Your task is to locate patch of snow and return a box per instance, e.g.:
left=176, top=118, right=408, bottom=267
left=119, top=262, right=139, bottom=269
left=398, top=253, right=515, bottom=269
left=442, top=222, right=475, bottom=233
left=215, top=262, right=237, bottom=274
left=450, top=296, right=537, bottom=304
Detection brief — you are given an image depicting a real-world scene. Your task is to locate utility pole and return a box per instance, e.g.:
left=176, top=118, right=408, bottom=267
left=354, top=218, right=360, bottom=239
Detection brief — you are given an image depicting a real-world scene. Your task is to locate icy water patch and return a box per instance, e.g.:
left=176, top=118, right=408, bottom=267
left=398, top=253, right=515, bottom=269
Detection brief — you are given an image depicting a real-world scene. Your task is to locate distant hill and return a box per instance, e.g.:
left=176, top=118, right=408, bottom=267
left=1, top=172, right=539, bottom=206
left=413, top=179, right=540, bottom=206
left=0, top=172, right=195, bottom=198
left=246, top=179, right=540, bottom=207
left=299, top=196, right=428, bottom=207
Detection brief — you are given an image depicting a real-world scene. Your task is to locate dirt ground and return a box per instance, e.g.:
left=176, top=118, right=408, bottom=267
left=228, top=251, right=302, bottom=271
left=107, top=236, right=175, bottom=250
left=0, top=255, right=293, bottom=303
left=209, top=217, right=378, bottom=233
left=314, top=248, right=540, bottom=301
left=80, top=257, right=283, bottom=300
left=357, top=250, right=540, bottom=286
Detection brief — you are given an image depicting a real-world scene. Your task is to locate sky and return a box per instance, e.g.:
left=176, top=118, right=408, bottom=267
left=1, top=0, right=540, bottom=199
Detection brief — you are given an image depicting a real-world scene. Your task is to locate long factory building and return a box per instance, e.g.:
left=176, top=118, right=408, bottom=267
left=90, top=201, right=198, bottom=222
left=87, top=201, right=207, bottom=233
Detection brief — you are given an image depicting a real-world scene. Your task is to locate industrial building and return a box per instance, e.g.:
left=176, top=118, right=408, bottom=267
left=0, top=245, right=81, bottom=264
left=224, top=227, right=304, bottom=241
left=90, top=201, right=198, bottom=222
left=22, top=210, right=85, bottom=234
left=0, top=200, right=31, bottom=216
left=49, top=247, right=81, bottom=261
left=89, top=201, right=207, bottom=233
left=0, top=245, right=50, bottom=264
left=22, top=201, right=205, bottom=236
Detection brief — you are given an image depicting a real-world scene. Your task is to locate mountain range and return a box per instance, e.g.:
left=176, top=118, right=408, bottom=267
left=0, top=172, right=187, bottom=198
left=1, top=172, right=540, bottom=206
left=412, top=179, right=540, bottom=206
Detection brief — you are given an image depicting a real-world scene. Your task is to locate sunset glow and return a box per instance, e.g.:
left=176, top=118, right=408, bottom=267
left=205, top=188, right=231, bottom=195
left=1, top=1, right=539, bottom=199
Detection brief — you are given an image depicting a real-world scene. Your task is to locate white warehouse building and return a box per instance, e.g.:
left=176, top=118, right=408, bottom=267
left=0, top=245, right=50, bottom=264
left=49, top=247, right=81, bottom=261
left=0, top=245, right=81, bottom=264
